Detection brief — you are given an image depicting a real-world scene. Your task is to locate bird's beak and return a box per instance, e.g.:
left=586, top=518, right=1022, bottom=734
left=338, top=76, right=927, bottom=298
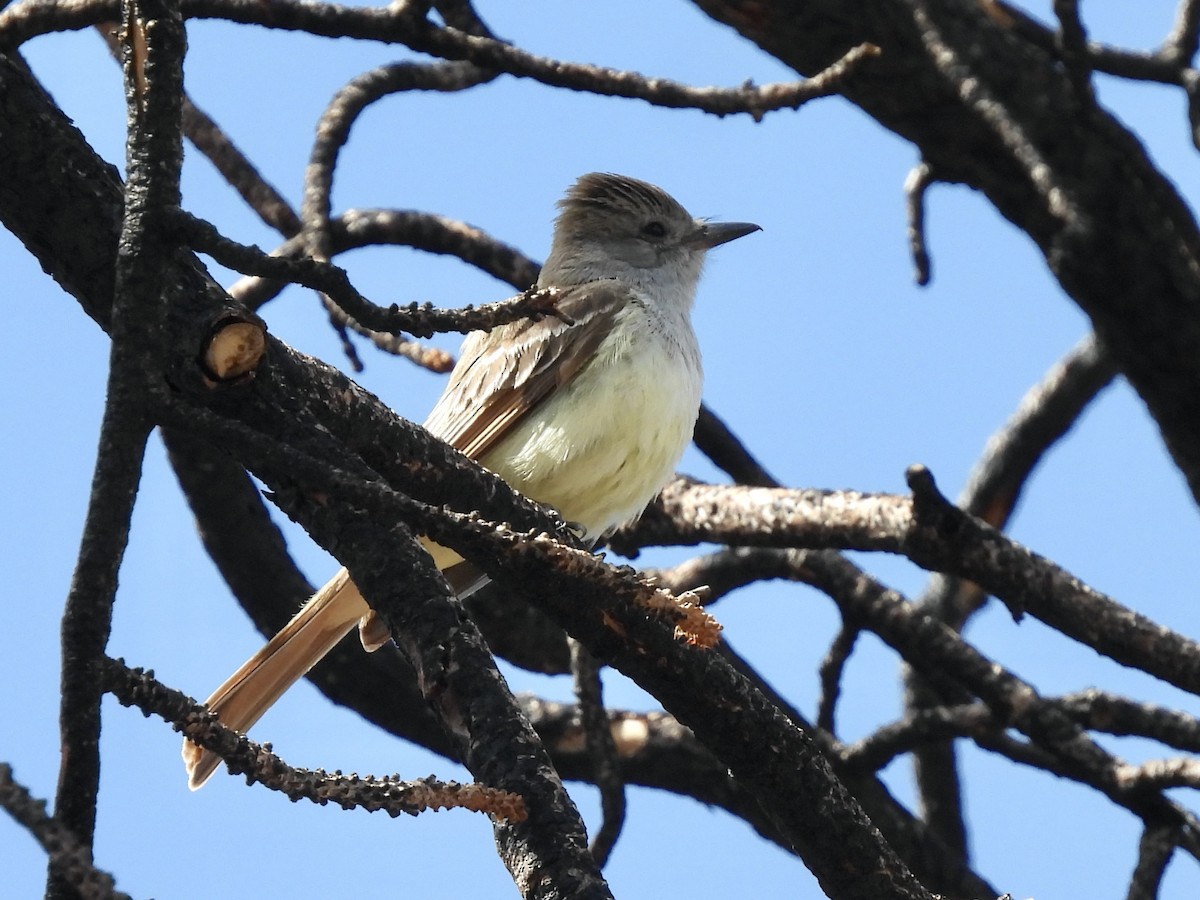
left=689, top=220, right=762, bottom=250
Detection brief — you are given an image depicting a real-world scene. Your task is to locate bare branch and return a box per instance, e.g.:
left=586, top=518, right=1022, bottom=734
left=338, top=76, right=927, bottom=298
left=909, top=2, right=1074, bottom=224
left=228, top=207, right=540, bottom=308
left=318, top=296, right=453, bottom=373
left=104, top=660, right=527, bottom=820
left=1166, top=0, right=1200, bottom=65
left=817, top=625, right=858, bottom=735
left=638, top=538, right=1200, bottom=848
left=180, top=211, right=562, bottom=338
left=989, top=0, right=1196, bottom=87
left=1, top=0, right=881, bottom=121
left=0, top=765, right=129, bottom=900
left=1058, top=689, right=1200, bottom=753
left=1128, top=824, right=1179, bottom=900
left=10, top=0, right=1200, bottom=893
left=403, top=24, right=881, bottom=120
left=96, top=21, right=304, bottom=236
left=50, top=2, right=183, bottom=892
left=628, top=471, right=1200, bottom=701
left=300, top=60, right=494, bottom=262
left=959, top=334, right=1116, bottom=528
left=903, top=160, right=934, bottom=286
left=152, top=385, right=934, bottom=898
left=839, top=704, right=993, bottom=773
left=1052, top=0, right=1095, bottom=99
left=917, top=333, right=1115, bottom=628
left=1116, top=758, right=1200, bottom=793
left=430, top=0, right=492, bottom=38
left=570, top=640, right=626, bottom=867
left=794, top=549, right=1200, bottom=853
left=692, top=403, right=780, bottom=488
left=905, top=333, right=1114, bottom=860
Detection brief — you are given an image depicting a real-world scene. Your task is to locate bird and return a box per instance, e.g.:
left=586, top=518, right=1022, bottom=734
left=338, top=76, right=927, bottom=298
left=183, top=172, right=760, bottom=789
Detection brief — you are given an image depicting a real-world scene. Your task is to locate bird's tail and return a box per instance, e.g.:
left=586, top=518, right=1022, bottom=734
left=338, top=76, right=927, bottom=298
left=182, top=540, right=473, bottom=790
left=182, top=567, right=367, bottom=790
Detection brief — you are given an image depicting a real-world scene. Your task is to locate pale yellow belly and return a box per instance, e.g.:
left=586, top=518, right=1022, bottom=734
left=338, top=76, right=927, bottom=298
left=480, top=326, right=701, bottom=540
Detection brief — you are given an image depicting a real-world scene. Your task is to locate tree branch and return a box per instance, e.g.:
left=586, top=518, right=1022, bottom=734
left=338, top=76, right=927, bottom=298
left=626, top=471, right=1200, bottom=701
left=692, top=0, right=1200, bottom=510
left=0, top=765, right=129, bottom=900
left=49, top=0, right=184, bottom=892
left=104, top=660, right=526, bottom=820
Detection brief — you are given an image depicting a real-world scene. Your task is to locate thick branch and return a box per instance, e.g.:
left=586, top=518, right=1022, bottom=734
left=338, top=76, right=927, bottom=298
left=49, top=0, right=185, bottom=892
left=628, top=474, right=1200, bottom=699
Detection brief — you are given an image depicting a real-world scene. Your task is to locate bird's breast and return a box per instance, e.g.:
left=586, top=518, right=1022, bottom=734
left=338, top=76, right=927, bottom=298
left=481, top=304, right=702, bottom=541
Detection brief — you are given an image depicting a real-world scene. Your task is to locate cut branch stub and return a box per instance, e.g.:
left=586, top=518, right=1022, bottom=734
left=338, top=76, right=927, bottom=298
left=200, top=312, right=267, bottom=383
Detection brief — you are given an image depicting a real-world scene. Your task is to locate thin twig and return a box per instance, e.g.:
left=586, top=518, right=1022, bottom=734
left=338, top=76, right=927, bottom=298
left=227, top=207, right=540, bottom=309
left=301, top=60, right=494, bottom=261
left=1, top=1, right=884, bottom=122
left=570, top=639, right=626, bottom=866
left=902, top=667, right=969, bottom=860
left=1165, top=0, right=1200, bottom=65
left=692, top=404, right=780, bottom=487
left=816, top=625, right=858, bottom=734
left=319, top=295, right=452, bottom=372
left=181, top=211, right=564, bottom=337
left=1052, top=0, right=1095, bottom=100
left=993, top=0, right=1197, bottom=87
left=0, top=765, right=130, bottom=900
left=839, top=704, right=993, bottom=773
left=903, top=160, right=934, bottom=286
left=102, top=659, right=527, bottom=819
left=96, top=22, right=303, bottom=237
left=298, top=59, right=495, bottom=368
left=403, top=21, right=881, bottom=121
left=181, top=95, right=303, bottom=235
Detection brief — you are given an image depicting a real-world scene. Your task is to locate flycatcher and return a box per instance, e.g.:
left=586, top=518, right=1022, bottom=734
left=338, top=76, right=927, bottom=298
left=183, top=173, right=760, bottom=788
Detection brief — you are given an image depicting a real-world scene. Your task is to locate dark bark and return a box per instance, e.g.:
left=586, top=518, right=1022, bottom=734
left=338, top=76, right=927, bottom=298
left=691, top=0, right=1200, bottom=507
left=7, top=2, right=1200, bottom=896
left=0, top=44, right=937, bottom=900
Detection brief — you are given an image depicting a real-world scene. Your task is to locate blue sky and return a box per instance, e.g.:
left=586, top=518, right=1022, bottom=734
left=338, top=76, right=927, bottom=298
left=4, top=2, right=1200, bottom=897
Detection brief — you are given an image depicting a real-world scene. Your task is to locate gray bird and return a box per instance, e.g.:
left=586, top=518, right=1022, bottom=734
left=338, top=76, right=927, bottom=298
left=184, top=172, right=760, bottom=789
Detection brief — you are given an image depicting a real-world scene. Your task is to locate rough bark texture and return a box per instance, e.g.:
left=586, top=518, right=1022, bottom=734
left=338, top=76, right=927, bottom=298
left=6, top=1, right=1200, bottom=897
left=693, top=0, right=1200, bottom=504
left=0, top=43, right=937, bottom=900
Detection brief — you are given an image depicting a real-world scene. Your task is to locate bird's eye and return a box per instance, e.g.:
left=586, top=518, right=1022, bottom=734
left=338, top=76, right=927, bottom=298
left=641, top=221, right=667, bottom=239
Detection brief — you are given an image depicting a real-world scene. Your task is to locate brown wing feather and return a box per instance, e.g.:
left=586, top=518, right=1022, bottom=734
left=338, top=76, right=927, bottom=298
left=423, top=281, right=631, bottom=460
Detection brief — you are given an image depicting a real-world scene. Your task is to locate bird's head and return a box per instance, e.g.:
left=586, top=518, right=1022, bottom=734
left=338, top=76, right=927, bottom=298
left=541, top=173, right=760, bottom=302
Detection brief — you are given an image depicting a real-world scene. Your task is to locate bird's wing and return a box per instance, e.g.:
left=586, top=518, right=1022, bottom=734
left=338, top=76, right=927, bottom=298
left=423, top=280, right=631, bottom=460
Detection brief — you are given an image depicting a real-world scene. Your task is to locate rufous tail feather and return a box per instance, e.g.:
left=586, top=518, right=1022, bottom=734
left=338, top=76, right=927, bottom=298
left=183, top=540, right=463, bottom=788
left=182, top=568, right=367, bottom=789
